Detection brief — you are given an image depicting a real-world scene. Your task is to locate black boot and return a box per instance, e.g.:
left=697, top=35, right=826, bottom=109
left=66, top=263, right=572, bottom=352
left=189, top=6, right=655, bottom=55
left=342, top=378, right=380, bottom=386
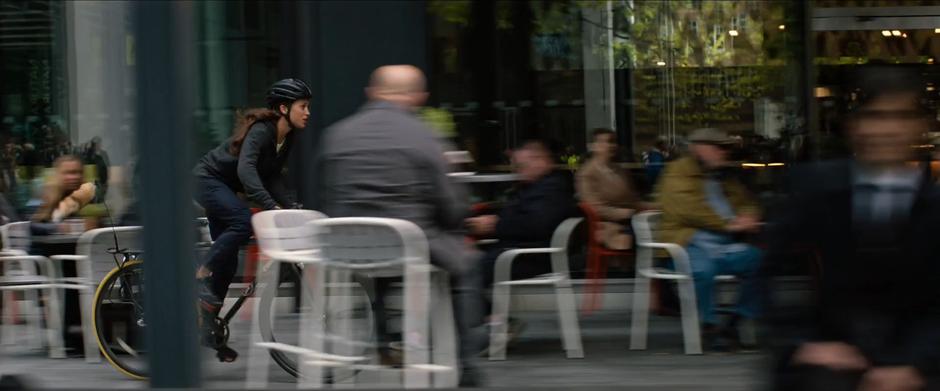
left=702, top=323, right=732, bottom=353
left=459, top=366, right=485, bottom=388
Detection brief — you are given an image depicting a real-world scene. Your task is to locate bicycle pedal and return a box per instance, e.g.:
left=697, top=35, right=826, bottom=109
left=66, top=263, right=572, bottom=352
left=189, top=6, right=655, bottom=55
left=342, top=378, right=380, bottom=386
left=215, top=345, right=238, bottom=362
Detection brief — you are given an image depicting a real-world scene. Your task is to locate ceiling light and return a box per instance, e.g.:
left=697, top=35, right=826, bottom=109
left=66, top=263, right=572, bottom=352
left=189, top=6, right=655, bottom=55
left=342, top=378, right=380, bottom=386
left=656, top=61, right=666, bottom=67
left=778, top=25, right=786, bottom=30
left=728, top=30, right=739, bottom=37
left=882, top=30, right=892, bottom=37
left=902, top=33, right=908, bottom=38
left=935, top=28, right=940, bottom=33
left=892, top=30, right=902, bottom=36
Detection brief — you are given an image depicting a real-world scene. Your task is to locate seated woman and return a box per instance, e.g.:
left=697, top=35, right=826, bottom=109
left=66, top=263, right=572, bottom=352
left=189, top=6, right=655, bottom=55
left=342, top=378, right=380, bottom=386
left=29, top=154, right=97, bottom=356
left=31, top=155, right=97, bottom=237
left=576, top=128, right=641, bottom=250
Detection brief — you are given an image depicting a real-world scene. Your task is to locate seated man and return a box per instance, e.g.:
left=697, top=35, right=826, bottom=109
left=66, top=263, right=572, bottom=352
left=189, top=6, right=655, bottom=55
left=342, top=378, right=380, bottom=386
left=317, top=65, right=484, bottom=386
left=467, top=139, right=576, bottom=310
left=656, top=128, right=762, bottom=351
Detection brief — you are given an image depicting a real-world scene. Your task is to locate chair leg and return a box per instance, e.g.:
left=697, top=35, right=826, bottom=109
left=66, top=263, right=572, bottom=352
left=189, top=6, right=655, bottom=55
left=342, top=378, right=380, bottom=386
left=43, top=287, right=66, bottom=358
left=247, top=258, right=279, bottom=389
left=298, top=263, right=326, bottom=389
left=488, top=282, right=511, bottom=361
left=590, top=258, right=609, bottom=312
left=24, top=289, right=42, bottom=350
left=332, top=268, right=355, bottom=386
left=676, top=279, right=702, bottom=355
left=77, top=288, right=99, bottom=363
left=1, top=290, right=13, bottom=346
left=554, top=279, right=584, bottom=359
left=430, top=271, right=458, bottom=388
left=629, top=276, right=651, bottom=350
left=581, top=251, right=600, bottom=314
left=403, top=264, right=431, bottom=388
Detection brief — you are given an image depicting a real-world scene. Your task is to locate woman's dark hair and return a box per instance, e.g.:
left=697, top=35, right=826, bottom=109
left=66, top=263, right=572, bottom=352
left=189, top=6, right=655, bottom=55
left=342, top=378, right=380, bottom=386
left=228, top=108, right=280, bottom=156
left=591, top=128, right=615, bottom=141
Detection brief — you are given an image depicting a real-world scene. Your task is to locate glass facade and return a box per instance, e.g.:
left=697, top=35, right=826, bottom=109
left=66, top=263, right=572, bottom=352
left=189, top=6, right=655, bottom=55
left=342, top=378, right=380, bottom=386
left=427, top=0, right=808, bottom=172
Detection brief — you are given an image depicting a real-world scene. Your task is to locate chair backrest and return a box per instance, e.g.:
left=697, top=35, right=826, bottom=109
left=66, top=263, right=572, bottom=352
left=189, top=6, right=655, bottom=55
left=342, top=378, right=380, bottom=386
left=0, top=221, right=31, bottom=253
left=251, top=209, right=327, bottom=255
left=310, top=217, right=429, bottom=271
left=548, top=217, right=584, bottom=277
left=74, top=226, right=143, bottom=280
left=631, top=210, right=662, bottom=274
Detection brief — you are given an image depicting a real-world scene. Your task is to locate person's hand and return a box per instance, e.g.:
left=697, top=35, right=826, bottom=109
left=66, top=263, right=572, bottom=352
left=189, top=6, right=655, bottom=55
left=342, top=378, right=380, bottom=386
left=466, top=215, right=498, bottom=236
left=616, top=208, right=636, bottom=221
left=859, top=366, right=924, bottom=391
left=791, top=342, right=870, bottom=371
left=727, top=214, right=762, bottom=233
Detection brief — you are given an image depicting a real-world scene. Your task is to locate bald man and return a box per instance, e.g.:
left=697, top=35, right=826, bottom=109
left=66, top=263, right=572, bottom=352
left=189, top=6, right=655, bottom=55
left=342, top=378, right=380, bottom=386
left=317, top=65, right=485, bottom=386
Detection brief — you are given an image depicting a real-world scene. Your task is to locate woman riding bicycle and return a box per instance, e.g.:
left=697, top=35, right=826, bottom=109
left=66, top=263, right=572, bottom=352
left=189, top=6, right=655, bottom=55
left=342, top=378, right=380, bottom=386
left=193, top=78, right=311, bottom=358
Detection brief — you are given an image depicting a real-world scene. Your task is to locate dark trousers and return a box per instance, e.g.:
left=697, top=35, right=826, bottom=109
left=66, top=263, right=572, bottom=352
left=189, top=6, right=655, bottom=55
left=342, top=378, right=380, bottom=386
left=195, top=176, right=252, bottom=299
left=367, top=266, right=485, bottom=370
left=31, top=241, right=80, bottom=353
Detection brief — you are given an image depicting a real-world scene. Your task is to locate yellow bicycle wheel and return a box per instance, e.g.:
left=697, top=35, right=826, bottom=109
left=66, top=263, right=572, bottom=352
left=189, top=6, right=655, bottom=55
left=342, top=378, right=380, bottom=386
left=92, top=260, right=148, bottom=380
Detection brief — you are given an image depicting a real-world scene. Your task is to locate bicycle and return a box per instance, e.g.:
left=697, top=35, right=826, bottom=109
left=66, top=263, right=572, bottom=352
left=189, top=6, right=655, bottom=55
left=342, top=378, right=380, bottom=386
left=91, top=220, right=377, bottom=381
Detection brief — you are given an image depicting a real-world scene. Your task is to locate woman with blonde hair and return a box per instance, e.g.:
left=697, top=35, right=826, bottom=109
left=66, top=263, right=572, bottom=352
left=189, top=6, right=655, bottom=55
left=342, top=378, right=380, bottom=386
left=31, top=155, right=96, bottom=234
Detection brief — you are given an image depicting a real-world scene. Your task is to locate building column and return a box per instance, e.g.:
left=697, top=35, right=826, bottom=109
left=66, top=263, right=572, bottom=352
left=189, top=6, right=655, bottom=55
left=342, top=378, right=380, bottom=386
left=581, top=1, right=616, bottom=147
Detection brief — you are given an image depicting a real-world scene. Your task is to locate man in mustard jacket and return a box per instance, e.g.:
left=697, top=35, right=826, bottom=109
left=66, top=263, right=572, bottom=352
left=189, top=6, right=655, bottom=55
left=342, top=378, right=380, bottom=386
left=656, top=128, right=762, bottom=351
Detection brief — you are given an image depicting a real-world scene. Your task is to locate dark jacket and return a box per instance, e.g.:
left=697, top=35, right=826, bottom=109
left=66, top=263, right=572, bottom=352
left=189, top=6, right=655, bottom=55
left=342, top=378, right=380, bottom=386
left=764, top=160, right=940, bottom=380
left=317, top=100, right=476, bottom=276
left=496, top=171, right=576, bottom=248
left=193, top=120, right=295, bottom=210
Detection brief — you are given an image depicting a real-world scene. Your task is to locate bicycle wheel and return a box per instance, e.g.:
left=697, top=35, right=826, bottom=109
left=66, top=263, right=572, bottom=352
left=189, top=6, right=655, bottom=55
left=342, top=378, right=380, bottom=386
left=93, top=260, right=148, bottom=380
left=257, top=263, right=376, bottom=379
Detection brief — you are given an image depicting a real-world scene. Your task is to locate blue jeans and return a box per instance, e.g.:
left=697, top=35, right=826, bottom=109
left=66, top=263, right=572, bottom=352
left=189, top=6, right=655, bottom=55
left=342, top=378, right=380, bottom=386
left=195, top=176, right=252, bottom=299
left=684, top=242, right=762, bottom=325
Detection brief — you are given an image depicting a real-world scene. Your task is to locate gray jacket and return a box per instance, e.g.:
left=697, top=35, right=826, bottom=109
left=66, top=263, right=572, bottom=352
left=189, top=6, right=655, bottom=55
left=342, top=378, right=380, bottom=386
left=317, top=101, right=477, bottom=276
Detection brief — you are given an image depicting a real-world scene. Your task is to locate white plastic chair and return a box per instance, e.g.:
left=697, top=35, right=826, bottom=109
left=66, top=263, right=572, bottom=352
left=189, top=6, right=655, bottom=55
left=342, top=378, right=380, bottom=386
left=0, top=254, right=80, bottom=359
left=629, top=210, right=704, bottom=355
left=0, top=221, right=40, bottom=349
left=245, top=209, right=326, bottom=388
left=488, top=217, right=584, bottom=361
left=0, top=221, right=31, bottom=255
left=300, top=217, right=458, bottom=389
left=45, top=226, right=142, bottom=363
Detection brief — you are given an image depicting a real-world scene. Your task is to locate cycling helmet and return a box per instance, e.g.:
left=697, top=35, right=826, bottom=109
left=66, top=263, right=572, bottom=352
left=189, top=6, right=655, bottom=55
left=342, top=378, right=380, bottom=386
left=266, top=78, right=312, bottom=111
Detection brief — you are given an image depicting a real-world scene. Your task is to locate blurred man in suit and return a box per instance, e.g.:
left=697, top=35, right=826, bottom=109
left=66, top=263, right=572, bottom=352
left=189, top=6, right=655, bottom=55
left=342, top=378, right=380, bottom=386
left=764, top=65, right=940, bottom=391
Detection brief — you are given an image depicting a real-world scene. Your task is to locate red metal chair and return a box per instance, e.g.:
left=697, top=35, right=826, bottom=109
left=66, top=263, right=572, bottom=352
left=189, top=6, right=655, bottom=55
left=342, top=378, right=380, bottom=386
left=239, top=208, right=263, bottom=321
left=579, top=202, right=634, bottom=314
